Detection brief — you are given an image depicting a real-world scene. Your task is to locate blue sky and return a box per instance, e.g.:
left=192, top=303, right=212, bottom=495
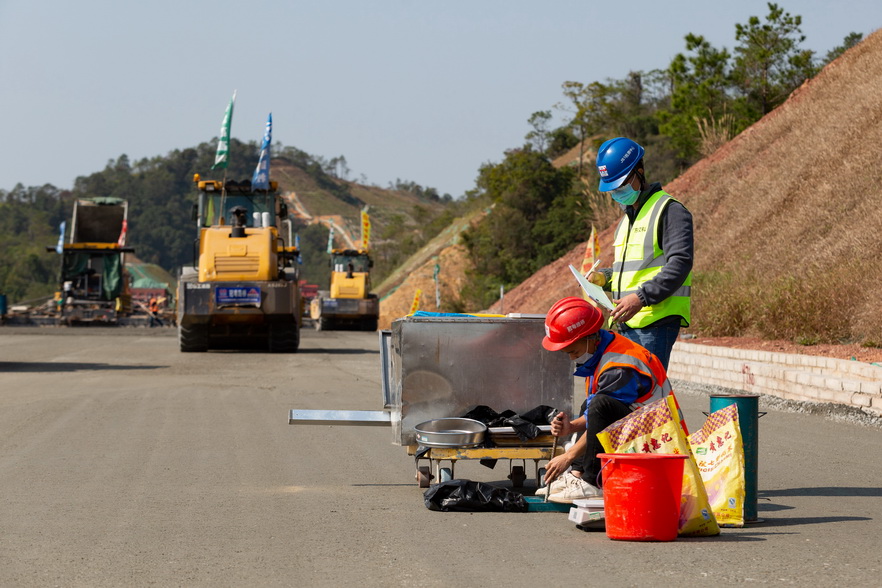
left=1, top=0, right=879, bottom=199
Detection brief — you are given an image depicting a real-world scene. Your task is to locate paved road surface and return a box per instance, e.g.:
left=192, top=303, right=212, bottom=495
left=1, top=327, right=880, bottom=587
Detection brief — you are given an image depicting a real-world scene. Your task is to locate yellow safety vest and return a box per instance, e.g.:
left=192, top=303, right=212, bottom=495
left=612, top=190, right=692, bottom=328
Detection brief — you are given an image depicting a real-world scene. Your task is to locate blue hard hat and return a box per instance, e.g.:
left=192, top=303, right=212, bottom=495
left=596, top=137, right=645, bottom=192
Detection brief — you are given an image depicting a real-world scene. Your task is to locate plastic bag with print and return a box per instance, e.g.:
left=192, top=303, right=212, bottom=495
left=596, top=395, right=720, bottom=537
left=688, top=403, right=746, bottom=527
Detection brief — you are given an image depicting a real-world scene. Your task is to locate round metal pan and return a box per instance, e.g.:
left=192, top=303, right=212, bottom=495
left=414, top=418, right=487, bottom=447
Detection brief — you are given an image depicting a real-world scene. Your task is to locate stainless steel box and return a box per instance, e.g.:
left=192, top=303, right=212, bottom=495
left=387, top=316, right=574, bottom=446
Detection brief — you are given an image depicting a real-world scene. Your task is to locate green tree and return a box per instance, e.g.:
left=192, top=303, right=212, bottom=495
left=658, top=34, right=733, bottom=160
left=557, top=81, right=593, bottom=177
left=525, top=110, right=553, bottom=153
left=0, top=186, right=64, bottom=304
left=821, top=32, right=863, bottom=66
left=460, top=149, right=584, bottom=308
left=545, top=126, right=579, bottom=159
left=532, top=187, right=589, bottom=267
left=731, top=2, right=814, bottom=116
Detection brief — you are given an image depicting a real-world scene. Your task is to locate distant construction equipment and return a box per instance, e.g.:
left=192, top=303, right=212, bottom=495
left=45, top=197, right=134, bottom=324
left=176, top=176, right=302, bottom=352
left=309, top=210, right=379, bottom=331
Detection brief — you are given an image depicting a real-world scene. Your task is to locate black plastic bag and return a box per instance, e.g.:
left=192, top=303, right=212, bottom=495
left=423, top=479, right=529, bottom=512
left=519, top=405, right=558, bottom=426
left=462, top=404, right=557, bottom=442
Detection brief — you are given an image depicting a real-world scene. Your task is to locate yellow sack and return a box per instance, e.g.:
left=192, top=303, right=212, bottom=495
left=688, top=403, right=746, bottom=527
left=597, top=395, right=720, bottom=537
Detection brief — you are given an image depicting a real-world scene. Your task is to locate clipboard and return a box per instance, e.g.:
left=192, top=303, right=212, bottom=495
left=568, top=264, right=615, bottom=312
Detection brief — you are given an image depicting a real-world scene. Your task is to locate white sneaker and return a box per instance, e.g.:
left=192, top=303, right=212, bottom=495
left=548, top=475, right=602, bottom=503
left=534, top=472, right=577, bottom=497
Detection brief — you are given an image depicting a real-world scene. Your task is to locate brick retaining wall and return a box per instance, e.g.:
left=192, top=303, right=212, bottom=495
left=668, top=342, right=882, bottom=416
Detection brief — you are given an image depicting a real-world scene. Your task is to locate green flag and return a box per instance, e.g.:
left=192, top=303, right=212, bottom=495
left=211, top=90, right=236, bottom=170
left=326, top=225, right=335, bottom=254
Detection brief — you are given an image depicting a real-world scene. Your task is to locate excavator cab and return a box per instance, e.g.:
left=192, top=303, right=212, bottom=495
left=329, top=250, right=373, bottom=299
left=310, top=248, right=379, bottom=331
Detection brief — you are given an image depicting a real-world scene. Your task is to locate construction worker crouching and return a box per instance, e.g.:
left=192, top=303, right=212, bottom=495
left=537, top=296, right=674, bottom=503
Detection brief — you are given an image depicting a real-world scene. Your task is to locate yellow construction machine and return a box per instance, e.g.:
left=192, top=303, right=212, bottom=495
left=176, top=176, right=301, bottom=352
left=310, top=248, right=379, bottom=331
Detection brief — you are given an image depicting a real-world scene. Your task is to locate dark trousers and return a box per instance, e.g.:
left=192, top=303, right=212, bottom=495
left=571, top=394, right=633, bottom=486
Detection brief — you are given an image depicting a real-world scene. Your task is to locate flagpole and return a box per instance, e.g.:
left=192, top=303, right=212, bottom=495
left=220, top=169, right=227, bottom=225
left=213, top=90, right=236, bottom=226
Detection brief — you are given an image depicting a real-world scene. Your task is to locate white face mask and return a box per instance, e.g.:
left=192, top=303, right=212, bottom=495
left=574, top=350, right=593, bottom=366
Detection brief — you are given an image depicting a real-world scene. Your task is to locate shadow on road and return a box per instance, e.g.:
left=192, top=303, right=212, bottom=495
left=297, top=348, right=380, bottom=355
left=678, top=513, right=871, bottom=540
left=0, top=361, right=165, bottom=372
left=197, top=348, right=378, bottom=355
left=678, top=534, right=771, bottom=542
left=754, top=515, right=872, bottom=527
left=757, top=501, right=794, bottom=512
left=760, top=486, right=882, bottom=498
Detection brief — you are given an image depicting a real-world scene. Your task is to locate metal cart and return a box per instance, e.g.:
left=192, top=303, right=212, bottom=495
left=289, top=315, right=575, bottom=488
left=407, top=426, right=567, bottom=488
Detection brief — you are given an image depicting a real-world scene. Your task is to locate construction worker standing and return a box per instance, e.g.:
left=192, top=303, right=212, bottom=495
left=591, top=137, right=694, bottom=369
left=149, top=296, right=162, bottom=327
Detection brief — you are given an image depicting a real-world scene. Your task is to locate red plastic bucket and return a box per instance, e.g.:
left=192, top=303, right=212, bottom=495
left=597, top=453, right=688, bottom=542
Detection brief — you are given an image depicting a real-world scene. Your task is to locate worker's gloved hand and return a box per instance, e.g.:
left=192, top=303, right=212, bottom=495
left=588, top=271, right=606, bottom=287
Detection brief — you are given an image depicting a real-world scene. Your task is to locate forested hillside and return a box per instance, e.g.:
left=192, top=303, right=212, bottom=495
left=0, top=186, right=69, bottom=304
left=0, top=140, right=454, bottom=304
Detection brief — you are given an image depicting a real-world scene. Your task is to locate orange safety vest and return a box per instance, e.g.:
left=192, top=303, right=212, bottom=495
left=585, top=333, right=688, bottom=433
left=585, top=333, right=671, bottom=408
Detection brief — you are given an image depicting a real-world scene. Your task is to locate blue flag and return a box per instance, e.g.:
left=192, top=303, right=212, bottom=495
left=55, top=221, right=66, bottom=254
left=252, top=113, right=272, bottom=190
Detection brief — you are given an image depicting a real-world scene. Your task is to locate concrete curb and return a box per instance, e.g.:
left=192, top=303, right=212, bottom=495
left=668, top=341, right=882, bottom=416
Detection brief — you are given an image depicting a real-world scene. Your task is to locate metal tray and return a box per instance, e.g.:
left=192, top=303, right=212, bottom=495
left=414, top=418, right=487, bottom=447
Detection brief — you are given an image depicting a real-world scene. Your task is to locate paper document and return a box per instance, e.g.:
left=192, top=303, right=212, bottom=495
left=568, top=264, right=615, bottom=312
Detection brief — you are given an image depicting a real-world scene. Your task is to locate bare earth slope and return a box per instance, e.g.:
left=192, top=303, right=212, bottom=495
left=376, top=208, right=488, bottom=329
left=272, top=160, right=446, bottom=247
left=666, top=30, right=882, bottom=341
left=482, top=30, right=882, bottom=361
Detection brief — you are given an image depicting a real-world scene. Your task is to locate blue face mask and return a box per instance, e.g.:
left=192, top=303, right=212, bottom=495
left=609, top=183, right=639, bottom=206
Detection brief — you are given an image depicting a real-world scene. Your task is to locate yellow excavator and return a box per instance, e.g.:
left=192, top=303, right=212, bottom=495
left=176, top=175, right=301, bottom=352
left=310, top=248, right=379, bottom=331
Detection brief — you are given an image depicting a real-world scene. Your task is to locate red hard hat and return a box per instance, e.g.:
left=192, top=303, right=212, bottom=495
left=542, top=297, right=604, bottom=351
